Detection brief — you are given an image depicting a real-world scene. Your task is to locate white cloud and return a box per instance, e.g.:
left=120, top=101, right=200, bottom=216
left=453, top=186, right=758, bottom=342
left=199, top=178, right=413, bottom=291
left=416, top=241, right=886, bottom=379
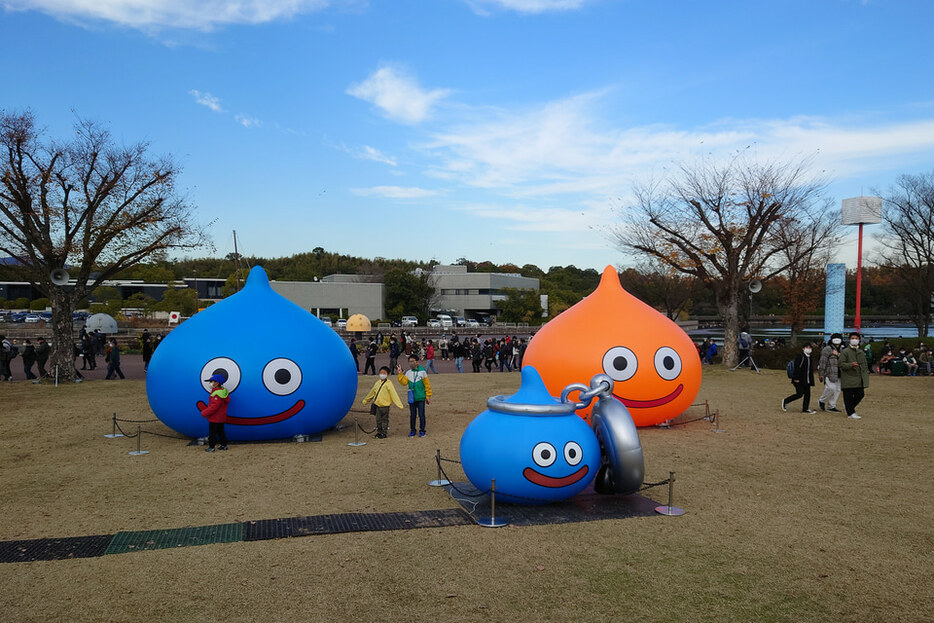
left=467, top=0, right=590, bottom=13
left=235, top=114, right=261, bottom=128
left=347, top=65, right=451, bottom=125
left=1, top=0, right=331, bottom=30
left=421, top=91, right=934, bottom=201
left=189, top=89, right=224, bottom=112
left=336, top=143, right=397, bottom=166
left=350, top=186, right=440, bottom=199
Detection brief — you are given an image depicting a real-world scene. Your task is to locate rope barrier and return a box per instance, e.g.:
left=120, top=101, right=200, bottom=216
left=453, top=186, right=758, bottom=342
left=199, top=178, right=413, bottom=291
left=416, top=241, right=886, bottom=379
left=433, top=452, right=676, bottom=504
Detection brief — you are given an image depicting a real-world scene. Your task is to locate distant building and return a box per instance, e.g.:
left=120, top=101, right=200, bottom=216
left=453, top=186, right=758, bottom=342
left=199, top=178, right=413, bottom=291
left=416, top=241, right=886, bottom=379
left=430, top=265, right=540, bottom=321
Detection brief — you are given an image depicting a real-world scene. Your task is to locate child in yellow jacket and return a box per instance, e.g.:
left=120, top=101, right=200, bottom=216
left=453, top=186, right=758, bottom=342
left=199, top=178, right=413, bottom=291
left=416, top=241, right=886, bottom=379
left=362, top=366, right=404, bottom=438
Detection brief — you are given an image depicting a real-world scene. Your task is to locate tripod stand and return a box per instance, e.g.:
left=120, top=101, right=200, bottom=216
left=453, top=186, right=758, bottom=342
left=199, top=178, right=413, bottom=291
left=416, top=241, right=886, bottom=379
left=731, top=351, right=760, bottom=373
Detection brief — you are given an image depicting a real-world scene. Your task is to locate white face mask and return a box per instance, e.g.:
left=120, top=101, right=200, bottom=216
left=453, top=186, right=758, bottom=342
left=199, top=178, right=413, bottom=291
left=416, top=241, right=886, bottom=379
left=379, top=374, right=388, bottom=380
left=803, top=348, right=812, bottom=355
left=850, top=340, right=860, bottom=347
left=831, top=338, right=842, bottom=345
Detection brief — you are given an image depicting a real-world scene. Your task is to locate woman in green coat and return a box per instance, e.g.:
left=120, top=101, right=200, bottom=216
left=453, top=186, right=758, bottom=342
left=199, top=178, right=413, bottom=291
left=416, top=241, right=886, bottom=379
left=837, top=332, right=869, bottom=420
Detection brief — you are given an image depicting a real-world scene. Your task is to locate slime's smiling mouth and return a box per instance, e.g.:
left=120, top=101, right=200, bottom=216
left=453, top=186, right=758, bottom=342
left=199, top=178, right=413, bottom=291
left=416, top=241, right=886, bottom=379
left=615, top=384, right=683, bottom=409
left=196, top=399, right=305, bottom=425
left=523, top=464, right=589, bottom=488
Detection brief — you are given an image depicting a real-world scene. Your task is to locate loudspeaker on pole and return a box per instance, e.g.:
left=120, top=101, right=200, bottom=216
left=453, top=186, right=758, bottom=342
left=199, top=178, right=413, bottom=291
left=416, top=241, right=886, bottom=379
left=50, top=268, right=70, bottom=286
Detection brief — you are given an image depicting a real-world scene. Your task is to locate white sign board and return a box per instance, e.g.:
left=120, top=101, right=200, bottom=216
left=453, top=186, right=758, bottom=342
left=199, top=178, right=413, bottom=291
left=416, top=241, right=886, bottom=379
left=842, top=196, right=882, bottom=225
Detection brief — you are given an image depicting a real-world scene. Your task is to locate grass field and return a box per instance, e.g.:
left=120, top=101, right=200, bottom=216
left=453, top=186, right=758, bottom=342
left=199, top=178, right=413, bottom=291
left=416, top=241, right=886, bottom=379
left=0, top=367, right=932, bottom=623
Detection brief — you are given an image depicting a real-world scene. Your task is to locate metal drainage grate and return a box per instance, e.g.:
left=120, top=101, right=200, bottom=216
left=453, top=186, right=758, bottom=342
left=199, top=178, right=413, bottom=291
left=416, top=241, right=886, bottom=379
left=104, top=523, right=243, bottom=555
left=243, top=508, right=472, bottom=541
left=0, top=534, right=113, bottom=563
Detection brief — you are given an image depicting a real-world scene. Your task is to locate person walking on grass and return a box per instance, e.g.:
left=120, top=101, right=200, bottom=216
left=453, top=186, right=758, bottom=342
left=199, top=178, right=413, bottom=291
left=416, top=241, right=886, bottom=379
left=397, top=355, right=432, bottom=437
left=838, top=332, right=869, bottom=420
left=817, top=333, right=843, bottom=412
left=782, top=342, right=817, bottom=414
left=361, top=366, right=404, bottom=439
left=200, top=373, right=230, bottom=451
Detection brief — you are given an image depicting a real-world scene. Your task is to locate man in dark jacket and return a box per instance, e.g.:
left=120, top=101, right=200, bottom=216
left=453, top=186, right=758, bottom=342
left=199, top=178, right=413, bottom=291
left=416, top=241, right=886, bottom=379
left=105, top=338, right=125, bottom=380
left=21, top=339, right=38, bottom=380
left=838, top=332, right=869, bottom=420
left=782, top=343, right=816, bottom=413
left=35, top=337, right=50, bottom=378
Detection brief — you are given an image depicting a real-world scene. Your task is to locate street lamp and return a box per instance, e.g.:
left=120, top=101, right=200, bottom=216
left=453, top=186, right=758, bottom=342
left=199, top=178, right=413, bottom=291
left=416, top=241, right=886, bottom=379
left=841, top=196, right=882, bottom=332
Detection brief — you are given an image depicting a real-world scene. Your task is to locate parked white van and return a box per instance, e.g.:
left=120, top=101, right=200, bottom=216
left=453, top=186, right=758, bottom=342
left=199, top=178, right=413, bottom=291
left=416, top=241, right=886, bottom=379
left=436, top=314, right=453, bottom=327
left=401, top=316, right=418, bottom=327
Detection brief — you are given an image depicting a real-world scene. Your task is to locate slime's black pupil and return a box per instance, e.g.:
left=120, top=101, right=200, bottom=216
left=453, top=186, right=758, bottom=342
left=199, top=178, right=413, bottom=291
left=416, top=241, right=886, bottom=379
left=275, top=369, right=291, bottom=385
left=568, top=448, right=577, bottom=459
left=213, top=369, right=228, bottom=381
left=663, top=356, right=674, bottom=369
left=614, top=356, right=628, bottom=370
left=541, top=449, right=551, bottom=460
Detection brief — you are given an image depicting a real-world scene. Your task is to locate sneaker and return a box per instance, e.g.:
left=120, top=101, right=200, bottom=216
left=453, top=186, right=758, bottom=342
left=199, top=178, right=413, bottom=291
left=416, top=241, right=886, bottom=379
left=818, top=401, right=825, bottom=411
left=205, top=447, right=215, bottom=452
left=781, top=399, right=787, bottom=412
left=219, top=445, right=228, bottom=451
left=408, top=431, right=416, bottom=437
left=848, top=413, right=862, bottom=420
left=803, top=409, right=817, bottom=414
left=418, top=431, right=426, bottom=437
left=828, top=407, right=841, bottom=413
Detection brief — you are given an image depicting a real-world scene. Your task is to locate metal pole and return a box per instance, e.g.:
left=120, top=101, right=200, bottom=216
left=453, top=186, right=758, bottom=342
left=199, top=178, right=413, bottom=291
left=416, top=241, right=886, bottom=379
left=129, top=426, right=149, bottom=456
left=348, top=417, right=366, bottom=447
left=428, top=449, right=451, bottom=487
left=654, top=470, right=685, bottom=516
left=105, top=412, right=124, bottom=438
left=477, top=478, right=508, bottom=527
left=855, top=223, right=864, bottom=332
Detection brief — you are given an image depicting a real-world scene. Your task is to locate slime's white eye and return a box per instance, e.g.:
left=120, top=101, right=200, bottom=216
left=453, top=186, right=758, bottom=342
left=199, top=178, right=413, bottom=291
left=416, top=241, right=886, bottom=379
left=564, top=441, right=583, bottom=466
left=532, top=442, right=557, bottom=468
left=200, top=357, right=241, bottom=392
left=654, top=347, right=682, bottom=381
left=602, top=346, right=638, bottom=382
left=263, top=358, right=302, bottom=395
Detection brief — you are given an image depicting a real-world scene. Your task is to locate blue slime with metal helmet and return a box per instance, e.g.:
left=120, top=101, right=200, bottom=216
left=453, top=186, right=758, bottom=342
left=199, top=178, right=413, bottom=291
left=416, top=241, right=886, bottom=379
left=460, top=365, right=645, bottom=504
left=146, top=266, right=357, bottom=441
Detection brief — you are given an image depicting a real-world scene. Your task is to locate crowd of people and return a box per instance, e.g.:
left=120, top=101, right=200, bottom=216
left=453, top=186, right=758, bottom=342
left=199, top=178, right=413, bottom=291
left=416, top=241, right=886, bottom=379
left=349, top=332, right=529, bottom=376
left=0, top=327, right=163, bottom=381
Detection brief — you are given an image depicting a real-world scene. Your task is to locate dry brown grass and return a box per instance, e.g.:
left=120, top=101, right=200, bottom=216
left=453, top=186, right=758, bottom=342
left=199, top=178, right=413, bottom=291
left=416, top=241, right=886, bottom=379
left=1, top=368, right=932, bottom=623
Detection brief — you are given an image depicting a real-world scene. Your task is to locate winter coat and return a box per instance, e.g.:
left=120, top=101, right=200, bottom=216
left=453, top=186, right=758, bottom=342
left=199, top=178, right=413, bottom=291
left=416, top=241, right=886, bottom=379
left=792, top=352, right=815, bottom=386
left=200, top=387, right=230, bottom=423
left=838, top=346, right=869, bottom=389
left=398, top=366, right=432, bottom=402
left=818, top=345, right=840, bottom=383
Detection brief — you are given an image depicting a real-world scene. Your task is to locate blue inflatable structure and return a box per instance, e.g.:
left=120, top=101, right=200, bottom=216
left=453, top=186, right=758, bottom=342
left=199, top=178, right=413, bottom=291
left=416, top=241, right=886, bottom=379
left=459, top=366, right=602, bottom=504
left=146, top=266, right=357, bottom=441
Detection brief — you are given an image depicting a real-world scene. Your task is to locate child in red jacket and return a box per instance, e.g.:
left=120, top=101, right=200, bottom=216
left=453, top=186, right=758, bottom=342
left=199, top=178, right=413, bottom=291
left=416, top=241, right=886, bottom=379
left=200, top=373, right=230, bottom=452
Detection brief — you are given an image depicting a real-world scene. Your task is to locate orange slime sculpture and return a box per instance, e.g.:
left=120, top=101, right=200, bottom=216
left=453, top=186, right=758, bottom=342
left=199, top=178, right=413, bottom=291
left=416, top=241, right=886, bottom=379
left=524, top=266, right=701, bottom=427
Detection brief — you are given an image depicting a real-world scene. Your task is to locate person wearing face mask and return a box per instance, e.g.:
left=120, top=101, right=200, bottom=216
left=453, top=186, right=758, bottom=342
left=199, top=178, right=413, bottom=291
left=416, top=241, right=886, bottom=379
left=817, top=333, right=844, bottom=412
left=361, top=366, right=404, bottom=439
left=837, top=332, right=868, bottom=420
left=782, top=342, right=817, bottom=414
left=397, top=355, right=432, bottom=437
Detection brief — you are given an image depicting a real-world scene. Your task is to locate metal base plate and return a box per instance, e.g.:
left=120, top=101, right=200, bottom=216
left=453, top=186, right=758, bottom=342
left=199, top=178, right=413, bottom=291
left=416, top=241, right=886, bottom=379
left=104, top=433, right=124, bottom=438
left=427, top=479, right=451, bottom=487
left=128, top=450, right=149, bottom=456
left=476, top=516, right=509, bottom=528
left=347, top=441, right=367, bottom=447
left=654, top=505, right=685, bottom=516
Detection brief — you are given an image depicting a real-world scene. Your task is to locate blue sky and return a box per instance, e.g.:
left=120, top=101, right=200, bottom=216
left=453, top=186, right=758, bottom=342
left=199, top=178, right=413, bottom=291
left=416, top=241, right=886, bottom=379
left=2, top=0, right=933, bottom=272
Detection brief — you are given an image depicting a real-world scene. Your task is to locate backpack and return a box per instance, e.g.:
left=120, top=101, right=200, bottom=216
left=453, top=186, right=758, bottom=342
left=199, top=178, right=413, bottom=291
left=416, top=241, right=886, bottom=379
left=786, top=359, right=795, bottom=379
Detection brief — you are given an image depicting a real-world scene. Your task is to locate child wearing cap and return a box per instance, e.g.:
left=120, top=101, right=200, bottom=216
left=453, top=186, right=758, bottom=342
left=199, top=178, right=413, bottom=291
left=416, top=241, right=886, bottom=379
left=200, top=374, right=230, bottom=451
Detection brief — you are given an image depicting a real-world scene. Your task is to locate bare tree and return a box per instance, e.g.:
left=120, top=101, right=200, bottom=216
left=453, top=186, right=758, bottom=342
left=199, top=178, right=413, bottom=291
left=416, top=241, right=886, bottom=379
left=613, top=155, right=836, bottom=366
left=0, top=111, right=207, bottom=380
left=875, top=171, right=934, bottom=337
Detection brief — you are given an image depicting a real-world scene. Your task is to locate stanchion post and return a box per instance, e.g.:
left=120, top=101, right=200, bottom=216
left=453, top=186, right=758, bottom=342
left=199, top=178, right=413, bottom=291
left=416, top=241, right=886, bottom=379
left=654, top=471, right=685, bottom=516
left=348, top=417, right=366, bottom=447
left=477, top=478, right=508, bottom=527
left=105, top=412, right=124, bottom=438
left=129, top=426, right=149, bottom=456
left=711, top=410, right=725, bottom=433
left=428, top=449, right=451, bottom=487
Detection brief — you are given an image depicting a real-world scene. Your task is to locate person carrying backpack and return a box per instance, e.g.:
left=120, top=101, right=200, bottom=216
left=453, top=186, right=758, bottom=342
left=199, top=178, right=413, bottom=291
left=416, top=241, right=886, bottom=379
left=782, top=343, right=816, bottom=413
